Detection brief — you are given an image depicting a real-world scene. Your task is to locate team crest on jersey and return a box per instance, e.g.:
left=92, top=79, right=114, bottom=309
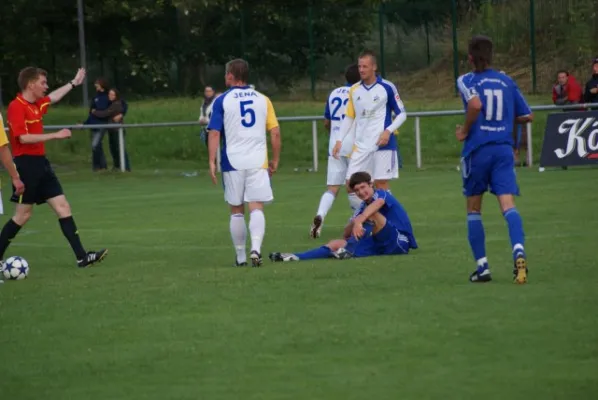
left=395, top=94, right=401, bottom=101
left=373, top=95, right=380, bottom=102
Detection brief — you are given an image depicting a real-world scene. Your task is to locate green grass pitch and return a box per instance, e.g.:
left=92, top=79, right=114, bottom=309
left=0, top=166, right=597, bottom=399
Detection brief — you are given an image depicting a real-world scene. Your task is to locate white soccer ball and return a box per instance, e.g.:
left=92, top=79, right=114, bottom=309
left=2, top=256, right=30, bottom=280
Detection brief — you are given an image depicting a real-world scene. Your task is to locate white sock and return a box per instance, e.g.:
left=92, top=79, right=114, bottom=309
left=249, top=209, right=266, bottom=253
left=348, top=192, right=362, bottom=211
left=230, top=213, right=247, bottom=263
left=316, top=191, right=336, bottom=218
left=477, top=257, right=488, bottom=267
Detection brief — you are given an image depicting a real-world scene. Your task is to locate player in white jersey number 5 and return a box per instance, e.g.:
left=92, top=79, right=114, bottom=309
left=332, top=50, right=407, bottom=192
left=208, top=59, right=281, bottom=267
left=310, top=64, right=361, bottom=238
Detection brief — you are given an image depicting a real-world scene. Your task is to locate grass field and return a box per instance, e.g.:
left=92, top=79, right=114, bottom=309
left=30, top=94, right=554, bottom=171
left=0, top=166, right=597, bottom=399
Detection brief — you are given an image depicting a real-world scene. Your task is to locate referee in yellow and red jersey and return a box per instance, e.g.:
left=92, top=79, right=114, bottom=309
left=0, top=66, right=107, bottom=268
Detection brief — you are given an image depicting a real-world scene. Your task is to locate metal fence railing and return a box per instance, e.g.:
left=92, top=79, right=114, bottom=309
left=5, top=102, right=595, bottom=173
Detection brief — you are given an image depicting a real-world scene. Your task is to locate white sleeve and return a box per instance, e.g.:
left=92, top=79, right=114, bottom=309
left=337, top=115, right=354, bottom=142
left=457, top=75, right=478, bottom=102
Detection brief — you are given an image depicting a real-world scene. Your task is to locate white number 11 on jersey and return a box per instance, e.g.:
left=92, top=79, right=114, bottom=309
left=484, top=89, right=503, bottom=121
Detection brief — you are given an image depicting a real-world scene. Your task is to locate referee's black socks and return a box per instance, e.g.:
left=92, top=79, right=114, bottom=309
left=0, top=219, right=22, bottom=260
left=59, top=216, right=87, bottom=260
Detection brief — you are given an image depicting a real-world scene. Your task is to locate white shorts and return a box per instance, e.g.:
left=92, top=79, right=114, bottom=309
left=326, top=156, right=350, bottom=186
left=222, top=169, right=273, bottom=206
left=346, top=149, right=399, bottom=181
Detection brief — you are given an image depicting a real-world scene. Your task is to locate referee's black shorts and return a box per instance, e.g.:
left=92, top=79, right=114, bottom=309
left=11, top=155, right=64, bottom=205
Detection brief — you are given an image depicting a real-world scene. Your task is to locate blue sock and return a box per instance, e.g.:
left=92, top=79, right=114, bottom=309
left=467, top=212, right=487, bottom=269
left=296, top=246, right=333, bottom=260
left=503, top=208, right=525, bottom=259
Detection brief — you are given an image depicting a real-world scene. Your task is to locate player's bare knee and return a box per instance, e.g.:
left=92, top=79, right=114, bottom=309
left=56, top=203, right=72, bottom=218
left=497, top=195, right=515, bottom=213
left=247, top=202, right=263, bottom=213
left=230, top=205, right=245, bottom=215
left=369, top=213, right=387, bottom=233
left=327, top=185, right=340, bottom=196
left=466, top=195, right=483, bottom=213
left=13, top=206, right=33, bottom=226
left=327, top=239, right=347, bottom=252
left=374, top=180, right=389, bottom=190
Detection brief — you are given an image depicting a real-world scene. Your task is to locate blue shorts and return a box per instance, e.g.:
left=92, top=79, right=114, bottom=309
left=352, top=222, right=410, bottom=258
left=461, top=144, right=519, bottom=197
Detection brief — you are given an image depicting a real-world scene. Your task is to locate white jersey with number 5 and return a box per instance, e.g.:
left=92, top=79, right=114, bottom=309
left=324, top=84, right=355, bottom=157
left=208, top=85, right=279, bottom=171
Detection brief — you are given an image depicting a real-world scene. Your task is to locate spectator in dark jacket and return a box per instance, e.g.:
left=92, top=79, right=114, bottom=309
left=85, top=78, right=111, bottom=171
left=584, top=58, right=598, bottom=105
left=92, top=88, right=131, bottom=172
left=552, top=70, right=583, bottom=106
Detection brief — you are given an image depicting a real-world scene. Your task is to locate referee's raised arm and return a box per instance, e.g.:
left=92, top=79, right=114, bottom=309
left=48, top=68, right=86, bottom=104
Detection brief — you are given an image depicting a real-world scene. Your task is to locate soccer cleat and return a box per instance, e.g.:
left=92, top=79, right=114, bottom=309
left=77, top=249, right=108, bottom=268
left=513, top=253, right=528, bottom=284
left=469, top=265, right=492, bottom=283
left=235, top=260, right=248, bottom=267
left=250, top=250, right=263, bottom=267
left=332, top=247, right=353, bottom=260
left=310, top=215, right=323, bottom=239
left=268, top=252, right=300, bottom=262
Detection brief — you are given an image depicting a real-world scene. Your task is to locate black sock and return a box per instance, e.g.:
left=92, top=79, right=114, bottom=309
left=59, top=216, right=87, bottom=260
left=0, top=219, right=22, bottom=259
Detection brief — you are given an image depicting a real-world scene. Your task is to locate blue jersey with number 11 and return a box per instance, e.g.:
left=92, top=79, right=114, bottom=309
left=457, top=69, right=531, bottom=157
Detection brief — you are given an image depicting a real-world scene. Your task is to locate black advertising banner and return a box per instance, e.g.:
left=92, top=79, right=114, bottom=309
left=540, top=111, right=598, bottom=167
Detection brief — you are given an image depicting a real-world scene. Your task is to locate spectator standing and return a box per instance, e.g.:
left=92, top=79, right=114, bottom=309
left=199, top=86, right=220, bottom=145
left=583, top=58, right=598, bottom=106
left=92, top=88, right=131, bottom=171
left=85, top=78, right=111, bottom=171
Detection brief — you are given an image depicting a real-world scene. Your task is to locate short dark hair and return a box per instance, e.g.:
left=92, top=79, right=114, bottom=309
left=358, top=49, right=377, bottom=65
left=226, top=59, right=249, bottom=83
left=468, top=35, right=493, bottom=71
left=348, top=171, right=373, bottom=189
left=345, top=64, right=360, bottom=84
left=557, top=70, right=569, bottom=76
left=94, top=77, right=109, bottom=90
left=18, top=67, right=47, bottom=91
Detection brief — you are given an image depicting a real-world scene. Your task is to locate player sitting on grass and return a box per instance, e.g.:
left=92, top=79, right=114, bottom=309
left=270, top=171, right=417, bottom=262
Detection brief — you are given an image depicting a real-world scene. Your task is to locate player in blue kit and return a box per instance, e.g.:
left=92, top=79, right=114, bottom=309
left=456, top=36, right=533, bottom=284
left=269, top=172, right=417, bottom=262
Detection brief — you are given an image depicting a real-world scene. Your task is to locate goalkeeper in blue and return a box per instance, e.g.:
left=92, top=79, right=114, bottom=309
left=456, top=35, right=533, bottom=284
left=269, top=172, right=417, bottom=262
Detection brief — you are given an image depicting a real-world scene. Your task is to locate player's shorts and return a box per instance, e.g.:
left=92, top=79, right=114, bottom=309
left=327, top=156, right=350, bottom=186
left=461, top=143, right=519, bottom=197
left=346, top=149, right=399, bottom=181
left=352, top=222, right=411, bottom=258
left=222, top=168, right=273, bottom=206
left=11, top=156, right=64, bottom=205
